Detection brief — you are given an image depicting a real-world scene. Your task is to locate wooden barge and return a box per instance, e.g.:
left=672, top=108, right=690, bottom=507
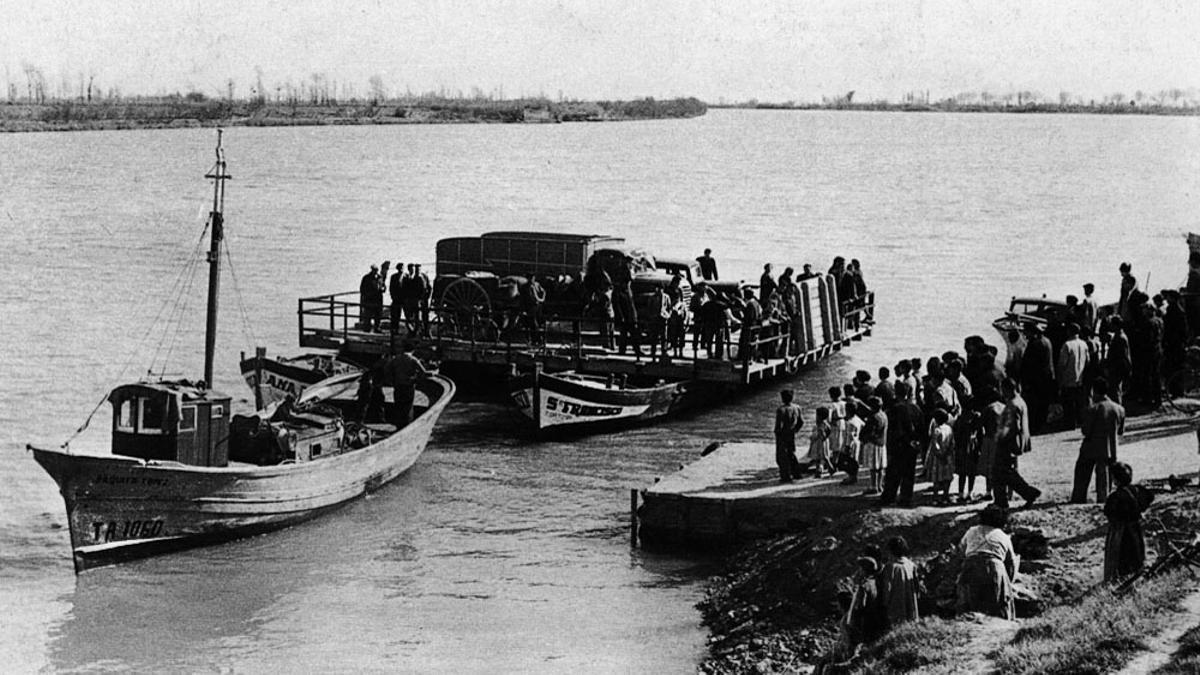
left=290, top=231, right=874, bottom=433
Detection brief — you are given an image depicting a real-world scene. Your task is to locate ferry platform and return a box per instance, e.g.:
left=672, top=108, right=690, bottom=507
left=296, top=291, right=874, bottom=385
left=635, top=413, right=1200, bottom=549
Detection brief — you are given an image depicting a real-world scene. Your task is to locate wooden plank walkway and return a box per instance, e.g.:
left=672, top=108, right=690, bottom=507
left=636, top=414, right=1200, bottom=549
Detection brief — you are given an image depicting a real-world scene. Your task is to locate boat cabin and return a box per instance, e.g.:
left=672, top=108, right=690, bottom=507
left=109, top=381, right=230, bottom=467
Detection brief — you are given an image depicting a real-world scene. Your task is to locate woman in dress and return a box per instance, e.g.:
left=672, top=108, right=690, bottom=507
left=827, top=386, right=847, bottom=463
left=956, top=504, right=1017, bottom=619
left=841, top=402, right=865, bottom=485
left=858, top=397, right=888, bottom=495
left=1104, top=462, right=1155, bottom=583
left=925, top=408, right=956, bottom=505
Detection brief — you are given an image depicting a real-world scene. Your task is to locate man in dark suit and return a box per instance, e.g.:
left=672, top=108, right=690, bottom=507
left=1071, top=378, right=1126, bottom=503
left=1018, top=322, right=1055, bottom=433
left=878, top=382, right=925, bottom=507
left=994, top=378, right=1042, bottom=509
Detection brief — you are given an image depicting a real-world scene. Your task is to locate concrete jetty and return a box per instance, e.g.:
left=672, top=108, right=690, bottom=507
left=636, top=413, right=1200, bottom=549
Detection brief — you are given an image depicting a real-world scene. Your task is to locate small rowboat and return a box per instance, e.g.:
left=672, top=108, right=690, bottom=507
left=509, top=369, right=690, bottom=433
left=239, top=350, right=360, bottom=406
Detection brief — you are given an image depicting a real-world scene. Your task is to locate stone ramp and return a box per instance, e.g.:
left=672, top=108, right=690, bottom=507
left=637, top=412, right=1200, bottom=549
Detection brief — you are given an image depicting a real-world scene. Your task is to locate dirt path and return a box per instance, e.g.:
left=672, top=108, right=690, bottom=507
left=918, top=614, right=1020, bottom=674
left=1115, top=589, right=1200, bottom=675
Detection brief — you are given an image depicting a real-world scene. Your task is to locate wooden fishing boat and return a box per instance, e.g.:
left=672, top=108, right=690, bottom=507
left=239, top=349, right=360, bottom=406
left=509, top=368, right=692, bottom=433
left=29, top=132, right=454, bottom=572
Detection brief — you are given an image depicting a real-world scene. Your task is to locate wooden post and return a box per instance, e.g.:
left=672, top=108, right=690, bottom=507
left=297, top=298, right=305, bottom=349
left=573, top=319, right=582, bottom=360
left=329, top=296, right=336, bottom=332
left=630, top=489, right=639, bottom=546
left=533, top=362, right=543, bottom=431
left=253, top=346, right=266, bottom=410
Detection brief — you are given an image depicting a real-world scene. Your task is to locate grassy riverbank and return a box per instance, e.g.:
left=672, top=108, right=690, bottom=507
left=712, top=101, right=1200, bottom=117
left=698, top=483, right=1200, bottom=674
left=0, top=95, right=707, bottom=132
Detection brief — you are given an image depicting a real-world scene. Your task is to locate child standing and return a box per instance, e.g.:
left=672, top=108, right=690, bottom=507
left=926, top=408, right=956, bottom=505
left=807, top=406, right=834, bottom=477
left=841, top=403, right=865, bottom=485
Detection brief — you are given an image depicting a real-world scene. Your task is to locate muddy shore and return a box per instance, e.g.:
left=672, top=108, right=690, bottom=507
left=695, top=416, right=1200, bottom=674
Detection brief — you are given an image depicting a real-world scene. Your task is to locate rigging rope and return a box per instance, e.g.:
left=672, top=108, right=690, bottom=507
left=223, top=237, right=260, bottom=349
left=61, top=215, right=211, bottom=448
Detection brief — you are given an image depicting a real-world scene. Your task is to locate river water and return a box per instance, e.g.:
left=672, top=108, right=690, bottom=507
left=1, top=109, right=1197, bottom=672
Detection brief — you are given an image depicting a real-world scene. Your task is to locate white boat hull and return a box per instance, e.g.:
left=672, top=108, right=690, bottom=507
left=32, top=375, right=454, bottom=572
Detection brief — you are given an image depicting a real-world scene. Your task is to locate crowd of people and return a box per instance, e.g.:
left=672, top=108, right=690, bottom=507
left=358, top=260, right=433, bottom=336
left=356, top=249, right=874, bottom=363
left=1008, top=262, right=1193, bottom=434
left=773, top=337, right=1045, bottom=510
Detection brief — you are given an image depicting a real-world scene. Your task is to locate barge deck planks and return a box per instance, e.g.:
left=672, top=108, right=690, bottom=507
left=300, top=323, right=872, bottom=385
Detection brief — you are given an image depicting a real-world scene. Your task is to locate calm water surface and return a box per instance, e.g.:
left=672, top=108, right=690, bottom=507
left=1, top=109, right=1197, bottom=672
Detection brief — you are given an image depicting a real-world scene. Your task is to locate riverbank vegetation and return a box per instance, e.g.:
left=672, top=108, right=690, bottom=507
left=0, top=93, right=707, bottom=132
left=715, top=87, right=1200, bottom=116
left=698, top=488, right=1200, bottom=674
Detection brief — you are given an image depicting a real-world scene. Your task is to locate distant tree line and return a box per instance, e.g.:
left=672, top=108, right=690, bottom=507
left=0, top=65, right=707, bottom=130
left=713, top=86, right=1200, bottom=115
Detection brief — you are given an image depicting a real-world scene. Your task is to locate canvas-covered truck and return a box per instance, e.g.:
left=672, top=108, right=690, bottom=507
left=432, top=231, right=680, bottom=331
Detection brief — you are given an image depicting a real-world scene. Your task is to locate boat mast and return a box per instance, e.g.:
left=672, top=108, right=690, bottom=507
left=203, top=130, right=231, bottom=387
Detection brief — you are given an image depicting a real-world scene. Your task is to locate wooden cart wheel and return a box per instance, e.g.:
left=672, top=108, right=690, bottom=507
left=439, top=278, right=492, bottom=335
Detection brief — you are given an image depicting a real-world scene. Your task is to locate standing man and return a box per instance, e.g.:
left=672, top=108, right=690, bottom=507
left=1071, top=377, right=1125, bottom=504
left=1081, top=283, right=1100, bottom=332
left=1118, top=262, right=1138, bottom=322
left=774, top=389, right=805, bottom=483
left=385, top=340, right=431, bottom=428
left=759, top=263, right=777, bottom=304
left=738, top=288, right=762, bottom=363
left=1106, top=316, right=1133, bottom=404
left=359, top=263, right=383, bottom=332
left=1163, top=289, right=1190, bottom=380
left=878, top=382, right=924, bottom=507
left=612, top=258, right=641, bottom=357
left=414, top=264, right=432, bottom=337
left=644, top=282, right=671, bottom=359
left=1056, top=323, right=1090, bottom=429
left=1142, top=303, right=1165, bottom=408
left=388, top=262, right=405, bottom=334
left=1018, top=323, right=1055, bottom=433
left=521, top=272, right=547, bottom=345
left=401, top=264, right=422, bottom=333
left=994, top=378, right=1043, bottom=509
left=696, top=248, right=719, bottom=281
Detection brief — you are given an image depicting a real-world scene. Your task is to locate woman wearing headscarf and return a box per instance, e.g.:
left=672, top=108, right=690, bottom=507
left=1104, top=462, right=1154, bottom=583
left=956, top=504, right=1017, bottom=619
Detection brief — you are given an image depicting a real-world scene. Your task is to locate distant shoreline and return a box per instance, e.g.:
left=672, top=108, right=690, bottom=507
left=711, top=101, right=1200, bottom=117
left=0, top=96, right=708, bottom=133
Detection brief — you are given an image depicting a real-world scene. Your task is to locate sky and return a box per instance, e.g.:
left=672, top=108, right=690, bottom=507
left=2, top=0, right=1199, bottom=103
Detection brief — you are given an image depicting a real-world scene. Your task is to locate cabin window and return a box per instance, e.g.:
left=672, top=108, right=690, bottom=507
left=211, top=405, right=224, bottom=419
left=179, top=406, right=196, bottom=432
left=117, top=399, right=136, bottom=432
left=311, top=443, right=322, bottom=458
left=138, top=397, right=165, bottom=435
